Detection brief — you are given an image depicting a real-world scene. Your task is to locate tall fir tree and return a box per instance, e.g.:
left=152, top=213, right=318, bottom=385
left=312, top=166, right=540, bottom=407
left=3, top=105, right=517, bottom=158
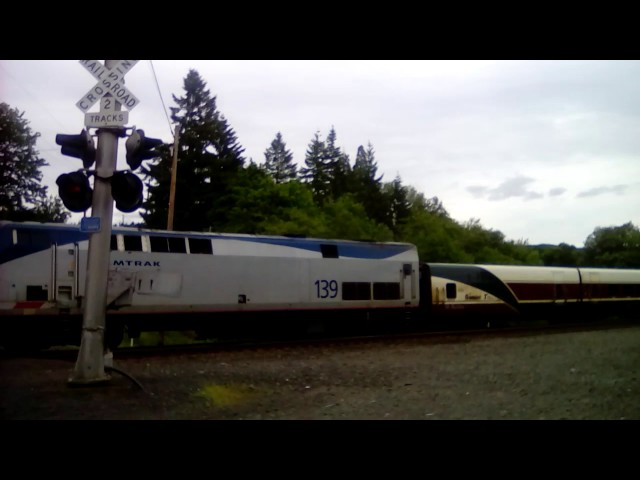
left=300, top=127, right=352, bottom=205
left=0, top=102, right=68, bottom=222
left=141, top=69, right=245, bottom=231
left=324, top=126, right=352, bottom=199
left=383, top=175, right=412, bottom=237
left=264, top=132, right=296, bottom=183
left=353, top=143, right=381, bottom=184
left=352, top=142, right=387, bottom=225
left=300, top=131, right=331, bottom=204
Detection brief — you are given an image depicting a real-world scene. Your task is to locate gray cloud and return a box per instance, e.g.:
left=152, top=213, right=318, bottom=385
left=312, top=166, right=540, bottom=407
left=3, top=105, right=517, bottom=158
left=467, top=186, right=488, bottom=198
left=549, top=187, right=567, bottom=197
left=467, top=176, right=544, bottom=202
left=577, top=185, right=628, bottom=198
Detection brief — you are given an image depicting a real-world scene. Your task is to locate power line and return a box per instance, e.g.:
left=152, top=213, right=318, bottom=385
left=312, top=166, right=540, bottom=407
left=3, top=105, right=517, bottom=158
left=149, top=60, right=174, bottom=137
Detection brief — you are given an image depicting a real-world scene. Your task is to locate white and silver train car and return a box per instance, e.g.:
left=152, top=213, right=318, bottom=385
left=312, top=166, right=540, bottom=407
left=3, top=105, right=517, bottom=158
left=0, top=221, right=420, bottom=349
left=423, top=263, right=640, bottom=320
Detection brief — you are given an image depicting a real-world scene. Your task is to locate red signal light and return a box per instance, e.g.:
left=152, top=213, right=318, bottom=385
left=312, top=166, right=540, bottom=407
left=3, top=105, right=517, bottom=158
left=56, top=172, right=93, bottom=212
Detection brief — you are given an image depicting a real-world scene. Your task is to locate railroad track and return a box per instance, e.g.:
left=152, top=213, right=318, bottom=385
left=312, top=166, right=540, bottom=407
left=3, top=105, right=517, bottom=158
left=22, top=315, right=639, bottom=362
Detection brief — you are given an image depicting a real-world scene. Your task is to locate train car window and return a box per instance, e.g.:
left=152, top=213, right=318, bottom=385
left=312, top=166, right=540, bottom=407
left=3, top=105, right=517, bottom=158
left=123, top=235, right=143, bottom=252
left=446, top=283, right=457, bottom=299
left=373, top=282, right=401, bottom=300
left=16, top=229, right=50, bottom=248
left=168, top=237, right=187, bottom=253
left=320, top=244, right=339, bottom=258
left=342, top=282, right=371, bottom=300
left=110, top=235, right=119, bottom=251
left=149, top=236, right=170, bottom=253
left=188, top=237, right=213, bottom=254
left=623, top=284, right=640, bottom=297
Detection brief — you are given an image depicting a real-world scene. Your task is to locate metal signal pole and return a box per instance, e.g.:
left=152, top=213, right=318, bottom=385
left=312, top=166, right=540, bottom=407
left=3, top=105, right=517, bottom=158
left=68, top=60, right=121, bottom=385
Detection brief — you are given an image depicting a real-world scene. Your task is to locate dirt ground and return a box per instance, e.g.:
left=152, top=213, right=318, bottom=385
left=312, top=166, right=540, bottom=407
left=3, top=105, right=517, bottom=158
left=1, top=324, right=640, bottom=420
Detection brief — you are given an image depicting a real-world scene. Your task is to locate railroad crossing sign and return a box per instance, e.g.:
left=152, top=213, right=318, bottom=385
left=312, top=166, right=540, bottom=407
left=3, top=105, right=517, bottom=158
left=76, top=60, right=139, bottom=128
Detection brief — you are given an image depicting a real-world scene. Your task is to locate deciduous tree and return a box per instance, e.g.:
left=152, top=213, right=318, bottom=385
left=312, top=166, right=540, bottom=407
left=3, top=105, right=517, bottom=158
left=583, top=222, right=640, bottom=267
left=0, top=102, right=68, bottom=222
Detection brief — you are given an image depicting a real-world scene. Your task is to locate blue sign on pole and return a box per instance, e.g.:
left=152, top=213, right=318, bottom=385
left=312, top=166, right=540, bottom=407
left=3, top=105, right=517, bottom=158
left=80, top=216, right=101, bottom=233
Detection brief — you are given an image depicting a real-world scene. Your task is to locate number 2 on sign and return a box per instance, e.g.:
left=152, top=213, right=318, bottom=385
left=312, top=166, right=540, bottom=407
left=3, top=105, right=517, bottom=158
left=315, top=280, right=338, bottom=298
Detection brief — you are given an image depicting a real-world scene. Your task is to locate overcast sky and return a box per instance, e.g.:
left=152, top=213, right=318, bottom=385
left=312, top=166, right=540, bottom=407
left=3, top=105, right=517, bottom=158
left=2, top=60, right=639, bottom=247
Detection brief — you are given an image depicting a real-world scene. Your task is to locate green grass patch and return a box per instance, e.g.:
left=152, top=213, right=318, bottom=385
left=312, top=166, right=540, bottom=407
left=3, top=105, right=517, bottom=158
left=122, top=330, right=202, bottom=347
left=196, top=384, right=255, bottom=407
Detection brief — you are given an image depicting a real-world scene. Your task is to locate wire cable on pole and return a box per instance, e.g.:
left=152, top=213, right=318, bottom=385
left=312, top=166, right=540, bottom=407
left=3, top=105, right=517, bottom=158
left=149, top=60, right=174, bottom=137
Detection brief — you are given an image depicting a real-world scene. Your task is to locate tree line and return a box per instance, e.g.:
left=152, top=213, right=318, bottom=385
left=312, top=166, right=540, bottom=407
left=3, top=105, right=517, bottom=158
left=1, top=69, right=639, bottom=268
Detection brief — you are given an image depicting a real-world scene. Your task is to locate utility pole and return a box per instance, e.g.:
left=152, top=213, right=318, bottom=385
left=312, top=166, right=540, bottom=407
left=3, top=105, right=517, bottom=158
left=167, top=126, right=180, bottom=230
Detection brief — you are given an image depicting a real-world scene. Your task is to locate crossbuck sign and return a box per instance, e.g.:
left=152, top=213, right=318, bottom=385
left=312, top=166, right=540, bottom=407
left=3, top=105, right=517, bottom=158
left=76, top=60, right=139, bottom=128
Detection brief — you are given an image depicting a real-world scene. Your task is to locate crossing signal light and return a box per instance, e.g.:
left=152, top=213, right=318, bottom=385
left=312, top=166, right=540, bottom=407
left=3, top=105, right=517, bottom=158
left=111, top=171, right=143, bottom=212
left=55, top=129, right=96, bottom=169
left=125, top=129, right=163, bottom=170
left=56, top=172, right=93, bottom=212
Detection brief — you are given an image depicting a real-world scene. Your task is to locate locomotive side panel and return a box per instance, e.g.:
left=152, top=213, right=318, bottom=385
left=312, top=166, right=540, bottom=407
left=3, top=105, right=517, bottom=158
left=106, top=233, right=419, bottom=315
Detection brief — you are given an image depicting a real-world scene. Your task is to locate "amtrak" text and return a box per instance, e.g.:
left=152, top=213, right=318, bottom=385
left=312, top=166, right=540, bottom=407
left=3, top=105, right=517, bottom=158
left=113, top=260, right=160, bottom=267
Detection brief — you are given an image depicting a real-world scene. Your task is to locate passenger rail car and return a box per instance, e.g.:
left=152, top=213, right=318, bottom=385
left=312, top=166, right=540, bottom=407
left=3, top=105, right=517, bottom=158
left=424, top=263, right=640, bottom=320
left=0, top=221, right=419, bottom=349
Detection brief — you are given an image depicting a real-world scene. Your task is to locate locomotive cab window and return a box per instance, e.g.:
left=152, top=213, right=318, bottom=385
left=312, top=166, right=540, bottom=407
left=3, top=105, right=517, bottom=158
left=123, top=235, right=143, bottom=252
left=188, top=237, right=213, bottom=254
left=446, top=283, right=457, bottom=299
left=168, top=237, right=187, bottom=253
left=110, top=235, right=119, bottom=251
left=150, top=236, right=169, bottom=253
left=149, top=236, right=189, bottom=253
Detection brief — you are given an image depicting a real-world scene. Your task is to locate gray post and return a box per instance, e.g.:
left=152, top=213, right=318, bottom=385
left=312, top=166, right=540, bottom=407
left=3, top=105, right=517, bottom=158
left=68, top=60, right=121, bottom=385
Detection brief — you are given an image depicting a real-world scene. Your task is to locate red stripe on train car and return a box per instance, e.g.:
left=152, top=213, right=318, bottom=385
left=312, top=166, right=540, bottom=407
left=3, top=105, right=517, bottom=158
left=507, top=283, right=581, bottom=301
left=13, top=301, right=46, bottom=309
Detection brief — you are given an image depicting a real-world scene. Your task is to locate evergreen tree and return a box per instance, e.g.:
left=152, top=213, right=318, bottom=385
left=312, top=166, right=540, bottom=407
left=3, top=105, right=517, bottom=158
left=324, top=126, right=351, bottom=199
left=383, top=175, right=412, bottom=237
left=300, top=131, right=331, bottom=204
left=352, top=143, right=387, bottom=224
left=0, top=102, right=68, bottom=222
left=141, top=70, right=245, bottom=231
left=353, top=143, right=381, bottom=184
left=140, top=141, right=172, bottom=229
left=264, top=132, right=296, bottom=183
left=300, top=127, right=352, bottom=204
left=29, top=196, right=69, bottom=223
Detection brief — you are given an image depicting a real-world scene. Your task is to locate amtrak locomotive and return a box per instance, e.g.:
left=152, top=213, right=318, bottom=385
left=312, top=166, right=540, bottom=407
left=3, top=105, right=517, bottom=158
left=1, top=221, right=639, bottom=350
